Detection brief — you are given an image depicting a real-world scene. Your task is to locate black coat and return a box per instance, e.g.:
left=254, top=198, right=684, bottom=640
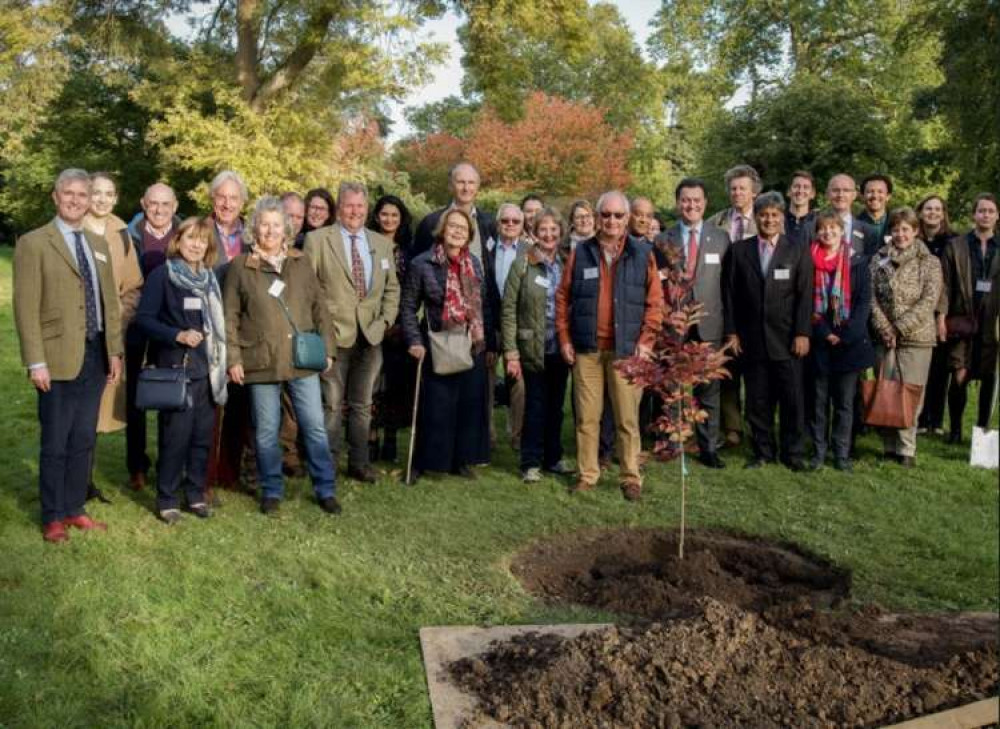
left=400, top=250, right=497, bottom=352
left=809, top=254, right=875, bottom=374
left=724, top=234, right=813, bottom=362
left=134, top=265, right=211, bottom=379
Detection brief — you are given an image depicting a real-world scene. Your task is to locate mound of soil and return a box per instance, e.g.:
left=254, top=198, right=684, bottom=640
left=451, top=598, right=999, bottom=729
left=511, top=528, right=852, bottom=621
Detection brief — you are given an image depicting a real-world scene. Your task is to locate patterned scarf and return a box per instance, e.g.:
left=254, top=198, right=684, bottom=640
left=433, top=243, right=484, bottom=350
left=167, top=258, right=228, bottom=405
left=810, top=241, right=852, bottom=327
left=254, top=244, right=287, bottom=274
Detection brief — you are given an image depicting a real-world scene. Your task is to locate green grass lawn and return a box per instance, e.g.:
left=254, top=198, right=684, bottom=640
left=0, top=247, right=997, bottom=728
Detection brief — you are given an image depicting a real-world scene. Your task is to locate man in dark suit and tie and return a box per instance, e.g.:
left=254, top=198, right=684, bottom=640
left=655, top=178, right=731, bottom=468
left=826, top=173, right=881, bottom=257
left=723, top=191, right=812, bottom=471
left=14, top=169, right=123, bottom=542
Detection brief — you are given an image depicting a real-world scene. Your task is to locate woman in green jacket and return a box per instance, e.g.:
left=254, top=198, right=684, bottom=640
left=503, top=208, right=573, bottom=482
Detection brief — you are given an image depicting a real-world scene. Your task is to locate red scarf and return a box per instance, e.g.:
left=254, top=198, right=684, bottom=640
left=810, top=241, right=852, bottom=327
left=432, top=244, right=485, bottom=350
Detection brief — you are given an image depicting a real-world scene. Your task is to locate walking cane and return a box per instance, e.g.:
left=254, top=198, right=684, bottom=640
left=405, top=355, right=424, bottom=485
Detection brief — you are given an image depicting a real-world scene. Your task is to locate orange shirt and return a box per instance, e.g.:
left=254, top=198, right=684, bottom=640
left=556, top=237, right=664, bottom=353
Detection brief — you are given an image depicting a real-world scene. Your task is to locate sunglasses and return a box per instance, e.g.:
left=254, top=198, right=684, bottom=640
left=599, top=211, right=627, bottom=220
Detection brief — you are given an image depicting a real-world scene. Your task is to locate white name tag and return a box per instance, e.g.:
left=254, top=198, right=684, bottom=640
left=853, top=230, right=864, bottom=239
left=183, top=297, right=202, bottom=311
left=534, top=275, right=550, bottom=289
left=94, top=251, right=107, bottom=263
left=774, top=268, right=790, bottom=280
left=977, top=280, right=993, bottom=293
left=268, top=280, right=286, bottom=298
left=705, top=253, right=720, bottom=265
left=583, top=267, right=599, bottom=280
left=380, top=258, right=390, bottom=271
left=879, top=256, right=892, bottom=267
left=659, top=270, right=669, bottom=281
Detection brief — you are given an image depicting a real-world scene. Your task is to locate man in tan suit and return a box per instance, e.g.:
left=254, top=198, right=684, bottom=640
left=14, top=169, right=123, bottom=542
left=305, top=181, right=400, bottom=482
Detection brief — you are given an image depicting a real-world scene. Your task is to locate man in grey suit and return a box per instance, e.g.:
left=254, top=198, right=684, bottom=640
left=655, top=178, right=731, bottom=468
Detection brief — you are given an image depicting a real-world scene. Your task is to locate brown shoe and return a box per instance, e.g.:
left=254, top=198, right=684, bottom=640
left=348, top=465, right=378, bottom=483
left=724, top=431, right=741, bottom=448
left=620, top=480, right=642, bottom=502
left=128, top=472, right=146, bottom=491
left=570, top=480, right=595, bottom=493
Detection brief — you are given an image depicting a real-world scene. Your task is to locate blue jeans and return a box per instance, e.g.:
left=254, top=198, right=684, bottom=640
left=250, top=375, right=336, bottom=501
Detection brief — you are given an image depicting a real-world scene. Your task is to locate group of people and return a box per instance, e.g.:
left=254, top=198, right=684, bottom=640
left=12, top=162, right=998, bottom=542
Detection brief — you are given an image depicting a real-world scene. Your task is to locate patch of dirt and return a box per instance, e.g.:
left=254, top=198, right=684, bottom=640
left=451, top=598, right=998, bottom=729
left=511, top=528, right=853, bottom=621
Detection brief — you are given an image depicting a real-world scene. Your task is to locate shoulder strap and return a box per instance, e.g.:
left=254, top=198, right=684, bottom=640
left=266, top=270, right=301, bottom=335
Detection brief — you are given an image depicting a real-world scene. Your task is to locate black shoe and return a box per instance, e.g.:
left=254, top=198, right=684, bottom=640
left=318, top=496, right=342, bottom=515
left=946, top=431, right=962, bottom=445
left=744, top=458, right=768, bottom=470
left=881, top=452, right=902, bottom=464
left=184, top=503, right=212, bottom=519
left=784, top=459, right=807, bottom=473
left=698, top=452, right=725, bottom=469
left=808, top=455, right=824, bottom=471
left=833, top=458, right=853, bottom=472
left=454, top=465, right=477, bottom=480
left=348, top=465, right=378, bottom=483
left=260, top=497, right=281, bottom=515
left=158, top=508, right=182, bottom=525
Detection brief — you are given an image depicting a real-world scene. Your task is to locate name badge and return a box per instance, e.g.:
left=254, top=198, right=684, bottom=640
left=268, top=280, right=286, bottom=298
left=977, top=280, right=993, bottom=293
left=583, top=267, right=599, bottom=280
left=380, top=258, right=390, bottom=271
left=94, top=251, right=107, bottom=263
left=774, top=268, right=790, bottom=280
left=659, top=270, right=669, bottom=281
left=534, top=275, right=550, bottom=289
left=853, top=230, right=864, bottom=239
left=183, top=297, right=202, bottom=311
left=878, top=256, right=892, bottom=268
left=705, top=253, right=720, bottom=265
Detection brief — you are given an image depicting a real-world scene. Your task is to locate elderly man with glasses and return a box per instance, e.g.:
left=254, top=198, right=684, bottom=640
left=555, top=191, right=663, bottom=501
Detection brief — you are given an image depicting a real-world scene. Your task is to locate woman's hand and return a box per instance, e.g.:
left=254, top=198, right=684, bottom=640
left=882, top=331, right=897, bottom=349
left=228, top=364, right=244, bottom=385
left=408, top=344, right=426, bottom=361
left=936, top=314, right=948, bottom=343
left=324, top=356, right=334, bottom=373
left=955, top=367, right=968, bottom=385
left=176, top=329, right=204, bottom=348
left=826, top=333, right=841, bottom=346
left=506, top=358, right=522, bottom=380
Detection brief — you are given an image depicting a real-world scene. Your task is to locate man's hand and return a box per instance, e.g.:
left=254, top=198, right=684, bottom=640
left=635, top=342, right=653, bottom=360
left=791, top=336, right=810, bottom=358
left=725, top=334, right=742, bottom=356
left=29, top=366, right=51, bottom=393
left=561, top=342, right=576, bottom=366
left=408, top=344, right=426, bottom=361
left=228, top=364, right=245, bottom=385
left=108, top=356, right=123, bottom=385
left=176, top=329, right=204, bottom=348
left=826, top=333, right=841, bottom=346
left=955, top=367, right=968, bottom=385
left=506, top=358, right=522, bottom=380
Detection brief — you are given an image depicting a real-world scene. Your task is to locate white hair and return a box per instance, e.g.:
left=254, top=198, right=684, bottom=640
left=595, top=190, right=629, bottom=213
left=247, top=196, right=293, bottom=245
left=209, top=170, right=249, bottom=203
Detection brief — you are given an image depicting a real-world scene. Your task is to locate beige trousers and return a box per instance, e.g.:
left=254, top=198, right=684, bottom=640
left=874, top=344, right=933, bottom=458
left=573, top=351, right=642, bottom=485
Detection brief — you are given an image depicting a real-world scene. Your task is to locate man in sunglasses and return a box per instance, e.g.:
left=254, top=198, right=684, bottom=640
left=556, top=191, right=663, bottom=501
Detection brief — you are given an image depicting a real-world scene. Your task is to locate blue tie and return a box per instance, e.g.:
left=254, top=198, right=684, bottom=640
left=73, top=231, right=99, bottom=340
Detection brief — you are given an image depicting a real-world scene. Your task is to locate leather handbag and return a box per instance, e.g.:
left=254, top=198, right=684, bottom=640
left=945, top=314, right=978, bottom=339
left=860, top=350, right=923, bottom=429
left=428, top=326, right=474, bottom=375
left=271, top=279, right=327, bottom=371
left=136, top=355, right=190, bottom=411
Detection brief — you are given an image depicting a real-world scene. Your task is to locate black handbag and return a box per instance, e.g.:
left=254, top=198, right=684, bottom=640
left=135, top=354, right=191, bottom=411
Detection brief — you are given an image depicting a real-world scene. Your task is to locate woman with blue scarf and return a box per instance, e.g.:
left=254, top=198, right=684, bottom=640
left=136, top=217, right=228, bottom=524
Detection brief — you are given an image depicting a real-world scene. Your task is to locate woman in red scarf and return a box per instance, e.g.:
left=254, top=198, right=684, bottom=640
left=807, top=210, right=875, bottom=471
left=398, top=208, right=495, bottom=482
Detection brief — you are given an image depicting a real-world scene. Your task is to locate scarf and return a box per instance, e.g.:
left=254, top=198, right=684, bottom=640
left=254, top=244, right=287, bottom=273
left=810, top=241, right=851, bottom=327
left=432, top=243, right=485, bottom=351
left=167, top=258, right=228, bottom=405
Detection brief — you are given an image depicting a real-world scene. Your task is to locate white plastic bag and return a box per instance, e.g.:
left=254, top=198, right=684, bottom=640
left=969, top=426, right=999, bottom=469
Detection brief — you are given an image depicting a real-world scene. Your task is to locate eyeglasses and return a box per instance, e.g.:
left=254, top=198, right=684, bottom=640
left=445, top=223, right=469, bottom=233
left=599, top=211, right=627, bottom=220
left=499, top=218, right=522, bottom=225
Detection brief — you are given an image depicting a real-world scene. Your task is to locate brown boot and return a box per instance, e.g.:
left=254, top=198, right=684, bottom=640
left=128, top=472, right=146, bottom=491
left=620, top=480, right=642, bottom=502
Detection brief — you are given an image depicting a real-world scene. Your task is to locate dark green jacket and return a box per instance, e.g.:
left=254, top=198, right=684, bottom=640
left=502, top=246, right=564, bottom=372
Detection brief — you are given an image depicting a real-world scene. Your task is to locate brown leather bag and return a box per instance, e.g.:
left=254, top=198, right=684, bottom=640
left=945, top=313, right=978, bottom=339
left=861, top=351, right=924, bottom=429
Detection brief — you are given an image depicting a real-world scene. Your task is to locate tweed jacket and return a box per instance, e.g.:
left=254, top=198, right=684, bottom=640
left=14, top=220, right=123, bottom=379
left=223, top=247, right=335, bottom=383
left=869, top=240, right=943, bottom=348
left=304, top=225, right=400, bottom=348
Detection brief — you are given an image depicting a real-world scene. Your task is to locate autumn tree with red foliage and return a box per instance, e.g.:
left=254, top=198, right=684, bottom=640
left=392, top=92, right=632, bottom=204
left=616, top=245, right=731, bottom=559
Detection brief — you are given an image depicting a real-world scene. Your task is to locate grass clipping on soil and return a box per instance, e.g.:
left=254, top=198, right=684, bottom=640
left=450, top=597, right=998, bottom=729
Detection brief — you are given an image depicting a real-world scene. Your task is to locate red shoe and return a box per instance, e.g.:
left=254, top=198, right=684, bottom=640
left=63, top=515, right=108, bottom=531
left=43, top=521, right=69, bottom=543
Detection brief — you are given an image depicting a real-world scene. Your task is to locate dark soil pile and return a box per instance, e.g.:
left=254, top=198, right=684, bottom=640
left=451, top=598, right=999, bottom=729
left=511, top=528, right=852, bottom=621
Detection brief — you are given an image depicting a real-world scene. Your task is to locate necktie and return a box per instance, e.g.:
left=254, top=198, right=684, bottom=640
left=732, top=214, right=744, bottom=242
left=350, top=234, right=367, bottom=298
left=760, top=241, right=773, bottom=275
left=73, top=231, right=99, bottom=340
left=686, top=227, right=699, bottom=279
